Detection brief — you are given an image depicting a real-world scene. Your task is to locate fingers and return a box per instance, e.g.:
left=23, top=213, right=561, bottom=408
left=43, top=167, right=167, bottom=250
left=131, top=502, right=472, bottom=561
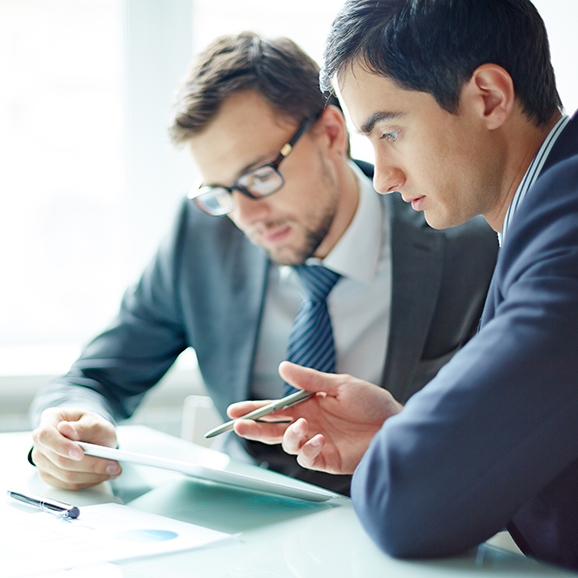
left=282, top=418, right=309, bottom=454
left=295, top=435, right=326, bottom=470
left=227, top=399, right=272, bottom=419
left=57, top=411, right=118, bottom=448
left=233, top=418, right=291, bottom=445
left=282, top=419, right=326, bottom=470
left=33, top=420, right=83, bottom=462
left=32, top=408, right=121, bottom=490
left=278, top=362, right=342, bottom=395
left=31, top=447, right=121, bottom=490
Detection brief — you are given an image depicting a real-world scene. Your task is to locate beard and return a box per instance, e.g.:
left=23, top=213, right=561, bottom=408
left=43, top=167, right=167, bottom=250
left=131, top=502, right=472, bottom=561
left=254, top=153, right=340, bottom=266
left=260, top=211, right=335, bottom=266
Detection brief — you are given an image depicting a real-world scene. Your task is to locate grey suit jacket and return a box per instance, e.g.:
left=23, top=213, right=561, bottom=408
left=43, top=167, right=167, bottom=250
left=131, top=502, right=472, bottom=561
left=30, top=162, right=498, bottom=494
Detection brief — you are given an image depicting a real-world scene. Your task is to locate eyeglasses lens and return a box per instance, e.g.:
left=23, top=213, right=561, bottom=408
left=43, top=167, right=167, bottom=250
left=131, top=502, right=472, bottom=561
left=196, top=187, right=235, bottom=216
left=237, top=166, right=284, bottom=197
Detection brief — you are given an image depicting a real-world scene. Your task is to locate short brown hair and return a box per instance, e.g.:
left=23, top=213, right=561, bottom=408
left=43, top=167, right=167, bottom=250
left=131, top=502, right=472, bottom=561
left=169, top=32, right=334, bottom=145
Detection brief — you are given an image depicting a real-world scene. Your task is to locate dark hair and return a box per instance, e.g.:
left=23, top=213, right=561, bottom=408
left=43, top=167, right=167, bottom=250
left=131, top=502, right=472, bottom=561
left=321, top=0, right=562, bottom=126
left=170, top=32, right=340, bottom=145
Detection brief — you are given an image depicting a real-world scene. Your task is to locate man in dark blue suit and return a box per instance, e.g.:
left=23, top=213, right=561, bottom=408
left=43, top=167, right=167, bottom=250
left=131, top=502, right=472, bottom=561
left=230, top=0, right=578, bottom=571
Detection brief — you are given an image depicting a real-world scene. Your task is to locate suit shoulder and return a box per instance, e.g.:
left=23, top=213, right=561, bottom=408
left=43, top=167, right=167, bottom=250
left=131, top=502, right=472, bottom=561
left=524, top=152, right=578, bottom=214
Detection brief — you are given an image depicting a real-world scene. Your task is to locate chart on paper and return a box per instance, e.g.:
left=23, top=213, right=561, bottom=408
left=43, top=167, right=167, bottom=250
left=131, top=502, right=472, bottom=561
left=0, top=500, right=231, bottom=577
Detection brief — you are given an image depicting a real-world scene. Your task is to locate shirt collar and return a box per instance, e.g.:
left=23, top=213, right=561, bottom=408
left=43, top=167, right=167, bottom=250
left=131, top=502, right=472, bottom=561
left=499, top=114, right=570, bottom=246
left=304, top=161, right=382, bottom=284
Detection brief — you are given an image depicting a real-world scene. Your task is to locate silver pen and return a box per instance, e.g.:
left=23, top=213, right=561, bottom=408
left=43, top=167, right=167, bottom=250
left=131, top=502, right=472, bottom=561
left=7, top=490, right=80, bottom=519
left=205, top=389, right=315, bottom=439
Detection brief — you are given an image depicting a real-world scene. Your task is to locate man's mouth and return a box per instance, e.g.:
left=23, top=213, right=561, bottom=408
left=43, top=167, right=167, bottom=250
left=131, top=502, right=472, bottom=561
left=403, top=195, right=426, bottom=211
left=254, top=223, right=292, bottom=245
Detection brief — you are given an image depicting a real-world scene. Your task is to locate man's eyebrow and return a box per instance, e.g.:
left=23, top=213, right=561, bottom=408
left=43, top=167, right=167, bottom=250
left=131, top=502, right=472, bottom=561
left=206, top=153, right=273, bottom=188
left=206, top=124, right=299, bottom=186
left=360, top=112, right=406, bottom=135
left=235, top=154, right=271, bottom=180
left=203, top=155, right=269, bottom=187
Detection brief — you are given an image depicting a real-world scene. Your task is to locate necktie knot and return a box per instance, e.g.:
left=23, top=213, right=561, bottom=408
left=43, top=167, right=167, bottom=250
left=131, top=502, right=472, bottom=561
left=293, top=265, right=340, bottom=303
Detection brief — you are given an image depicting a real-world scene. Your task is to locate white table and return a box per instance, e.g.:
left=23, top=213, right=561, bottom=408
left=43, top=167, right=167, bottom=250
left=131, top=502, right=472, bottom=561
left=2, top=426, right=576, bottom=577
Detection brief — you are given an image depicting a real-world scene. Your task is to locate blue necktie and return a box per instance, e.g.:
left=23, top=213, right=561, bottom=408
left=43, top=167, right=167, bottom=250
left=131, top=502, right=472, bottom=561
left=285, top=265, right=341, bottom=394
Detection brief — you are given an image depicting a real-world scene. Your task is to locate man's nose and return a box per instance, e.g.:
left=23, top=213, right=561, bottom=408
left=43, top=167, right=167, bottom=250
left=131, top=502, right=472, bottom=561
left=373, top=161, right=406, bottom=195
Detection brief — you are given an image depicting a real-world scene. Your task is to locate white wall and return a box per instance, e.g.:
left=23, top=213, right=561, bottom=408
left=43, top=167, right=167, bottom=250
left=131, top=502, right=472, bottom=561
left=533, top=0, right=578, bottom=115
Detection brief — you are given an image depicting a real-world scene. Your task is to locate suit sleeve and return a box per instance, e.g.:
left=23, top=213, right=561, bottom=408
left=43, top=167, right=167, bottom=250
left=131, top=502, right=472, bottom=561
left=29, top=200, right=191, bottom=426
left=351, top=159, right=578, bottom=558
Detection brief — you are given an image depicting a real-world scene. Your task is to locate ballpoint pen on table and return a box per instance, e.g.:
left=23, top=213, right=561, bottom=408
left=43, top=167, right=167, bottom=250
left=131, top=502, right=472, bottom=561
left=204, top=389, right=315, bottom=439
left=7, top=490, right=80, bottom=519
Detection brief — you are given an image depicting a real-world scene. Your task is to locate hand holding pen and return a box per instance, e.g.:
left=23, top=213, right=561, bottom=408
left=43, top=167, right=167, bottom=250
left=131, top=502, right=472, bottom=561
left=205, top=389, right=315, bottom=438
left=226, top=361, right=404, bottom=475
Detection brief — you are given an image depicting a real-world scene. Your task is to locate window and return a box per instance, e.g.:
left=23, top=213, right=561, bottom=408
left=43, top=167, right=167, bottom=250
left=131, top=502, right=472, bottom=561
left=0, top=0, right=194, bottom=376
left=1, top=0, right=576, bottom=389
left=1, top=0, right=125, bottom=366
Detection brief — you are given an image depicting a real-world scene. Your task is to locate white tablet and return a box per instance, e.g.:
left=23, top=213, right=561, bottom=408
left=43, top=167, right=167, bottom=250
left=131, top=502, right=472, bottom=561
left=78, top=442, right=335, bottom=503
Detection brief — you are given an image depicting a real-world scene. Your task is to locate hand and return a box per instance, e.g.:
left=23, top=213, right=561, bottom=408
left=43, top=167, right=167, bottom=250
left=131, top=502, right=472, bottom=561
left=31, top=408, right=121, bottom=490
left=228, top=362, right=403, bottom=475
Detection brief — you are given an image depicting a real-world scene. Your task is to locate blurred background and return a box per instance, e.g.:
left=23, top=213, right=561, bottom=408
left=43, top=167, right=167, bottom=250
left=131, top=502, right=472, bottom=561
left=1, top=0, right=577, bottom=435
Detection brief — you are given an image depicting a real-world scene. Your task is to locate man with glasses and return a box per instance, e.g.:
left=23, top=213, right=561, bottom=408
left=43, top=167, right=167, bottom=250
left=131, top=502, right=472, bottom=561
left=29, top=32, right=497, bottom=495
left=189, top=116, right=316, bottom=217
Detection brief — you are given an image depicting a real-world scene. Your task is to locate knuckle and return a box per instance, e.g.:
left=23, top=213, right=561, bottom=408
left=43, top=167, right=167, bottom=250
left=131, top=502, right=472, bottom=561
left=52, top=453, right=71, bottom=469
left=30, top=446, right=42, bottom=464
left=36, top=469, right=51, bottom=484
left=34, top=428, right=51, bottom=446
left=59, top=469, right=77, bottom=484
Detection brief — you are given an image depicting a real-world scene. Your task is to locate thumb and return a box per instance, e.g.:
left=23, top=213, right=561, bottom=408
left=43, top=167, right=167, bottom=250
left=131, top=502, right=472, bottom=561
left=57, top=420, right=81, bottom=441
left=57, top=413, right=116, bottom=447
left=279, top=361, right=341, bottom=396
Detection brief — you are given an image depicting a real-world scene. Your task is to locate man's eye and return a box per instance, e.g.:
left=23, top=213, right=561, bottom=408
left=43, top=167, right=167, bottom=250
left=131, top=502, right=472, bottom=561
left=239, top=167, right=275, bottom=187
left=253, top=170, right=276, bottom=183
left=380, top=130, right=400, bottom=142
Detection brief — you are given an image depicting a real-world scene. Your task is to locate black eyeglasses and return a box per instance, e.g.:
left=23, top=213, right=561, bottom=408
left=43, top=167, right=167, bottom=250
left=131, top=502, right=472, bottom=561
left=188, top=116, right=316, bottom=216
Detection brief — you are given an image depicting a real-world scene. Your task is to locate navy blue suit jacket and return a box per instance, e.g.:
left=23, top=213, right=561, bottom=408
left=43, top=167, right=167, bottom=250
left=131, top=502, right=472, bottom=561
left=351, top=113, right=578, bottom=570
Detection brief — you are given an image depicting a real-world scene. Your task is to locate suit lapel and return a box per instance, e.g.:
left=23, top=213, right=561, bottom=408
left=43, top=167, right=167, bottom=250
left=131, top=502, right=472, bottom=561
left=380, top=194, right=444, bottom=401
left=479, top=269, right=500, bottom=328
left=221, top=231, right=270, bottom=407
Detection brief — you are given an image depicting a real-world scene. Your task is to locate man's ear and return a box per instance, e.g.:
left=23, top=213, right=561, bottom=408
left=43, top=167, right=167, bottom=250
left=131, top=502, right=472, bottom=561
left=462, top=64, right=515, bottom=130
left=314, top=105, right=350, bottom=155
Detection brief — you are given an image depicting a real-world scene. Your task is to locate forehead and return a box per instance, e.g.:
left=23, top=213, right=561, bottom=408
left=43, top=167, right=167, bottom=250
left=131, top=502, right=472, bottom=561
left=337, top=63, right=439, bottom=133
left=187, top=90, right=296, bottom=183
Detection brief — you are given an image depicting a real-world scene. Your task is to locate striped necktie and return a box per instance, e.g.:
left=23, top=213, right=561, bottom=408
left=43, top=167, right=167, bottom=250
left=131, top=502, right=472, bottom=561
left=285, top=264, right=341, bottom=394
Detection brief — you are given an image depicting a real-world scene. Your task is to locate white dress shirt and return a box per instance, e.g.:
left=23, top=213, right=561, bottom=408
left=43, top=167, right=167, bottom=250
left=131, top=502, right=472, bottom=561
left=251, top=162, right=392, bottom=399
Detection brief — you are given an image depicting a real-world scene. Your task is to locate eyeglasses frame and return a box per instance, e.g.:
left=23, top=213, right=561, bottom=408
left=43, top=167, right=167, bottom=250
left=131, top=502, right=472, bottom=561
left=188, top=115, right=317, bottom=215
